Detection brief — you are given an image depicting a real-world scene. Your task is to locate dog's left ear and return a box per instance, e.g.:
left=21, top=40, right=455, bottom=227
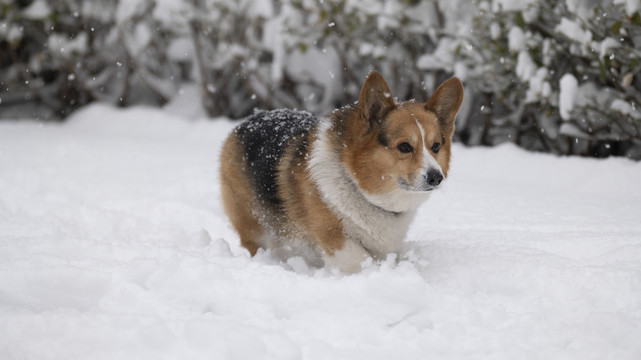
left=358, top=71, right=396, bottom=132
left=426, top=78, right=464, bottom=135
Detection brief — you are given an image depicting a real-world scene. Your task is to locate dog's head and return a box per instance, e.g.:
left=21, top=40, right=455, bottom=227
left=342, top=71, right=464, bottom=212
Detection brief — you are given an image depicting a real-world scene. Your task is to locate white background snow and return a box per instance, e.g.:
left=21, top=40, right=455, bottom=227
left=1, top=91, right=641, bottom=359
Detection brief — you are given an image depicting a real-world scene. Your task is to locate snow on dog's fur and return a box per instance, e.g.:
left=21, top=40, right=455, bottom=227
left=220, top=72, right=463, bottom=272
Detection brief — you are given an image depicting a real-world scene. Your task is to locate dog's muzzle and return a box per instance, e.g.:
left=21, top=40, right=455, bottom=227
left=399, top=169, right=444, bottom=192
left=424, top=169, right=443, bottom=188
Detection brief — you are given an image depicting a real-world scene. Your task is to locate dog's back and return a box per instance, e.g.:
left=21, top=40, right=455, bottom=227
left=220, top=109, right=319, bottom=255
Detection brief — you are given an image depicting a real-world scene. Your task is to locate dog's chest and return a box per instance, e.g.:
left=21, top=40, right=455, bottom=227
left=308, top=119, right=417, bottom=258
left=339, top=208, right=415, bottom=258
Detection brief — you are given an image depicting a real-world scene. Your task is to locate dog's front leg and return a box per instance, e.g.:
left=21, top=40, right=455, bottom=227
left=322, top=239, right=372, bottom=274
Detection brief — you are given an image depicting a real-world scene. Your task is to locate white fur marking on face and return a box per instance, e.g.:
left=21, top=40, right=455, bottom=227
left=414, top=117, right=443, bottom=180
left=414, top=117, right=426, bottom=150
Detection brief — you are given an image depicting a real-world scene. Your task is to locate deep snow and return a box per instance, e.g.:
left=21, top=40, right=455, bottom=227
left=1, top=102, right=640, bottom=360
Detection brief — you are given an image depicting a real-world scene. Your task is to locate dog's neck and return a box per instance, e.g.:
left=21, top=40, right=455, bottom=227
left=307, top=118, right=417, bottom=257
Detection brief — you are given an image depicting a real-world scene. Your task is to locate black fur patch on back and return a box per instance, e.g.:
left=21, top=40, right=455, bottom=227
left=234, top=109, right=319, bottom=207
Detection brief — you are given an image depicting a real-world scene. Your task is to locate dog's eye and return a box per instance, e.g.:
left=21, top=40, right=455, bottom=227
left=431, top=142, right=440, bottom=154
left=397, top=142, right=413, bottom=153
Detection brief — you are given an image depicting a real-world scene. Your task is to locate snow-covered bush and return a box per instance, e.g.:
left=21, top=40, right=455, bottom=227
left=279, top=0, right=446, bottom=109
left=460, top=0, right=641, bottom=158
left=187, top=0, right=449, bottom=118
left=187, top=0, right=641, bottom=158
left=0, top=0, right=180, bottom=119
left=1, top=0, right=640, bottom=159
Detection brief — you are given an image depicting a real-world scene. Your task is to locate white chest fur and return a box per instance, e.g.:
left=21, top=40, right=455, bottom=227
left=307, top=118, right=426, bottom=260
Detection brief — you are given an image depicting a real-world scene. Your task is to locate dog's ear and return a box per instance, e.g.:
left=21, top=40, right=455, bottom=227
left=358, top=71, right=396, bottom=132
left=425, top=78, right=464, bottom=135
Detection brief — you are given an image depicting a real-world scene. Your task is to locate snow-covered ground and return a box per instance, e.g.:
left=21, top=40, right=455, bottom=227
left=1, top=101, right=640, bottom=360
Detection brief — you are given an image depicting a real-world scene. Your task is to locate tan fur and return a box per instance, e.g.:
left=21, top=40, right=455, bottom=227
left=276, top=135, right=345, bottom=256
left=219, top=135, right=262, bottom=255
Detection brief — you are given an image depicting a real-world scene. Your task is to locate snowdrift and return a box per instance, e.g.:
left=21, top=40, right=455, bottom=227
left=1, top=104, right=640, bottom=359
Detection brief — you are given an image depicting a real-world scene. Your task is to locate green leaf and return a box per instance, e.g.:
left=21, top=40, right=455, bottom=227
left=631, top=12, right=641, bottom=25
left=2, top=2, right=13, bottom=18
left=454, top=44, right=462, bottom=57
left=515, top=12, right=525, bottom=28
left=599, top=61, right=607, bottom=83
left=612, top=21, right=622, bottom=35
left=631, top=58, right=639, bottom=69
left=320, top=9, right=327, bottom=22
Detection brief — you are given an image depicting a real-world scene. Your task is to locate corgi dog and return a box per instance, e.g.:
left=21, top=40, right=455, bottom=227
left=220, top=72, right=463, bottom=273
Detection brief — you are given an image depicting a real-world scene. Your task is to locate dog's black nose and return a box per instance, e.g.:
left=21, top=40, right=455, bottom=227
left=425, top=170, right=443, bottom=187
